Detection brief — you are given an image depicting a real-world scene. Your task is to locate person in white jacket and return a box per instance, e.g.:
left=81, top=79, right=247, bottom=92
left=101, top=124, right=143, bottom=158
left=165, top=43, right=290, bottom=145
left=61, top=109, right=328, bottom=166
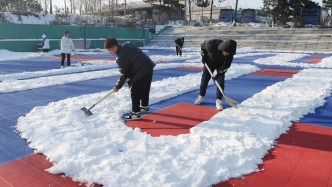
left=60, top=31, right=75, bottom=68
left=41, top=34, right=50, bottom=53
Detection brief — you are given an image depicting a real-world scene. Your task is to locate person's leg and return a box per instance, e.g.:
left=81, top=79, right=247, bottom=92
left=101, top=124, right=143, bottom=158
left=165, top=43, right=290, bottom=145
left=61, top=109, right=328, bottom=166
left=216, top=72, right=225, bottom=100
left=130, top=83, right=142, bottom=113
left=199, top=66, right=215, bottom=97
left=176, top=46, right=179, bottom=56
left=61, top=53, right=65, bottom=67
left=179, top=45, right=183, bottom=56
left=67, top=54, right=71, bottom=66
left=140, top=70, right=153, bottom=108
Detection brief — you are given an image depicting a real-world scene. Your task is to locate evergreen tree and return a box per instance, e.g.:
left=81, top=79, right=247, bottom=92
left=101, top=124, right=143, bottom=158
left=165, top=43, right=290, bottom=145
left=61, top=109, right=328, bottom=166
left=262, top=0, right=318, bottom=26
left=196, top=0, right=210, bottom=24
left=323, top=0, right=332, bottom=13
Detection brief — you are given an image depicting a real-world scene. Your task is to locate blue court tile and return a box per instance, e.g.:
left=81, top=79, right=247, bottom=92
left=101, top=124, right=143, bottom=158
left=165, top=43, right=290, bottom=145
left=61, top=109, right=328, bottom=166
left=0, top=98, right=18, bottom=107
left=0, top=129, right=34, bottom=165
left=0, top=118, right=19, bottom=135
left=299, top=95, right=332, bottom=128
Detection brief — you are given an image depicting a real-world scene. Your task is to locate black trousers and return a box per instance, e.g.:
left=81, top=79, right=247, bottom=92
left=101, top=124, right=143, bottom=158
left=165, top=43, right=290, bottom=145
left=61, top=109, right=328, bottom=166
left=61, top=53, right=71, bottom=66
left=199, top=66, right=225, bottom=100
left=130, top=70, right=153, bottom=113
left=42, top=49, right=49, bottom=53
left=176, top=45, right=182, bottom=56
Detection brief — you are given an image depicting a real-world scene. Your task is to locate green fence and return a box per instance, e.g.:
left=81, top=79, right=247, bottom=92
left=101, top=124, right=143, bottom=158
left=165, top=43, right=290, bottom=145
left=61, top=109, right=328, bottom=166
left=0, top=23, right=151, bottom=52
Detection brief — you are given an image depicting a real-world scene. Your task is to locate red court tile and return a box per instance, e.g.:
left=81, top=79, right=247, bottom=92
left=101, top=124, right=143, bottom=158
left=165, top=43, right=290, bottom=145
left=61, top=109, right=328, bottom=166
left=55, top=56, right=115, bottom=62
left=0, top=154, right=101, bottom=187
left=250, top=68, right=299, bottom=78
left=176, top=66, right=203, bottom=71
left=304, top=57, right=323, bottom=63
left=127, top=103, right=219, bottom=136
left=215, top=122, right=332, bottom=187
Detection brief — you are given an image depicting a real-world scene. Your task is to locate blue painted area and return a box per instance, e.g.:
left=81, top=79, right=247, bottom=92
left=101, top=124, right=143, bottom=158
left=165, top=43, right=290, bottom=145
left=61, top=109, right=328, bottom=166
left=0, top=58, right=59, bottom=74
left=0, top=49, right=331, bottom=166
left=299, top=94, right=332, bottom=127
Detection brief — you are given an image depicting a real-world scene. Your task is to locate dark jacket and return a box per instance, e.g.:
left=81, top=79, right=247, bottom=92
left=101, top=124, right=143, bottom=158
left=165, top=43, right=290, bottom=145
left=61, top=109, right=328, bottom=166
left=115, top=43, right=156, bottom=89
left=201, top=39, right=224, bottom=69
left=175, top=37, right=184, bottom=47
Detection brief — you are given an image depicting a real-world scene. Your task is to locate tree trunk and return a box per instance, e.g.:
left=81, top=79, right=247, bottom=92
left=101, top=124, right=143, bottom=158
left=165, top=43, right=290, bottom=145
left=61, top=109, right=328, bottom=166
left=209, top=0, right=213, bottom=22
left=124, top=0, right=127, bottom=16
left=50, top=0, right=53, bottom=14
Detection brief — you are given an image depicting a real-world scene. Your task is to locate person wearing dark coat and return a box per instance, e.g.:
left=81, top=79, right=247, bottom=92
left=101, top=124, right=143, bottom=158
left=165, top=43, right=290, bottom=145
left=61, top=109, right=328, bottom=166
left=104, top=37, right=156, bottom=120
left=175, top=37, right=184, bottom=56
left=195, top=39, right=237, bottom=110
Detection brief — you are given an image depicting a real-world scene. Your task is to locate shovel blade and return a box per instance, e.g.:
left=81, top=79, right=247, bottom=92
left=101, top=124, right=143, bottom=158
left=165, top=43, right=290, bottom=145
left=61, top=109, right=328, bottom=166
left=224, top=96, right=238, bottom=108
left=81, top=107, right=93, bottom=116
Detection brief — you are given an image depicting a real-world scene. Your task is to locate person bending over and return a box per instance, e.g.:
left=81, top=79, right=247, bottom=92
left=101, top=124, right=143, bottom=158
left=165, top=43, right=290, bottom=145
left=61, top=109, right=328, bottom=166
left=104, top=37, right=156, bottom=120
left=195, top=39, right=237, bottom=110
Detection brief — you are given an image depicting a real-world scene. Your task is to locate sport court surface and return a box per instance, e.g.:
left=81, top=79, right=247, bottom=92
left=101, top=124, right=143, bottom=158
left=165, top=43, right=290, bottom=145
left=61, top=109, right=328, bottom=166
left=0, top=49, right=331, bottom=187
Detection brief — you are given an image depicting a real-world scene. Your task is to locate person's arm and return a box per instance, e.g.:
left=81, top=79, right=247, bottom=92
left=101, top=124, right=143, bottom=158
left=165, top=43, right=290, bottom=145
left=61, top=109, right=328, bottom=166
left=114, top=45, right=129, bottom=89
left=200, top=42, right=208, bottom=63
left=114, top=68, right=128, bottom=89
left=60, top=37, right=64, bottom=51
left=70, top=39, right=75, bottom=52
left=219, top=55, right=233, bottom=72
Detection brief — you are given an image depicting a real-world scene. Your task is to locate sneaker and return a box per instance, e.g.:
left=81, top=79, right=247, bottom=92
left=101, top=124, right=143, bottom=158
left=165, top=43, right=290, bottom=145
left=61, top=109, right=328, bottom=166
left=194, top=95, right=204, bottom=105
left=216, top=99, right=223, bottom=111
left=140, top=106, right=149, bottom=113
left=123, top=112, right=140, bottom=120
left=61, top=66, right=64, bottom=69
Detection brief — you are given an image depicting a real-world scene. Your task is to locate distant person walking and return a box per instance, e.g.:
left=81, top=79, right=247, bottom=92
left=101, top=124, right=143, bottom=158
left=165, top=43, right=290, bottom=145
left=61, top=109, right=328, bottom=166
left=175, top=37, right=184, bottom=56
left=41, top=34, right=50, bottom=53
left=60, top=31, right=75, bottom=68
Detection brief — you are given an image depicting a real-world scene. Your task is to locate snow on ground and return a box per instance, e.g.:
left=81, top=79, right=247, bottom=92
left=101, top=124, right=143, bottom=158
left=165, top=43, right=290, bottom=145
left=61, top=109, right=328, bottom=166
left=0, top=47, right=331, bottom=186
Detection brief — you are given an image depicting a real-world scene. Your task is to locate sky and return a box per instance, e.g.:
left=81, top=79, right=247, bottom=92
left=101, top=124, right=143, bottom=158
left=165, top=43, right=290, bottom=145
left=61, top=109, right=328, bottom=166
left=0, top=45, right=330, bottom=186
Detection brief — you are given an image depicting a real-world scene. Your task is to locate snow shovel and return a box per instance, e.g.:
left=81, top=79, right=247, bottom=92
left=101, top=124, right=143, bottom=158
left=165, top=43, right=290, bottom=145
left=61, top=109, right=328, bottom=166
left=203, top=62, right=238, bottom=108
left=74, top=53, right=85, bottom=66
left=81, top=90, right=115, bottom=116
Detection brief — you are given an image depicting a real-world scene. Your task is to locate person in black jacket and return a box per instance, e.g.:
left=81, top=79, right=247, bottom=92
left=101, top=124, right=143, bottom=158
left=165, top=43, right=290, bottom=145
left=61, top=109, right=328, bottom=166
left=104, top=37, right=156, bottom=120
left=175, top=37, right=184, bottom=56
left=195, top=39, right=237, bottom=110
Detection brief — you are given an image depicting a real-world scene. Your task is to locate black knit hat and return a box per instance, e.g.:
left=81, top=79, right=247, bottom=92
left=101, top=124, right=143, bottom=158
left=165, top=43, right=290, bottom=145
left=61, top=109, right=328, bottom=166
left=104, top=37, right=118, bottom=49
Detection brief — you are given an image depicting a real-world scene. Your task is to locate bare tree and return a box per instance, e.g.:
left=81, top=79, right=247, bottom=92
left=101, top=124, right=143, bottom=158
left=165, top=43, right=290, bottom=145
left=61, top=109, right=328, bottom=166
left=50, top=0, right=53, bottom=14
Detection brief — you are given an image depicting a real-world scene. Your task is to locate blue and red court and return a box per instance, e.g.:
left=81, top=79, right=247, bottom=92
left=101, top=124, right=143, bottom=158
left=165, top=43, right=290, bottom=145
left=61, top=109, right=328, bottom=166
left=0, top=50, right=331, bottom=186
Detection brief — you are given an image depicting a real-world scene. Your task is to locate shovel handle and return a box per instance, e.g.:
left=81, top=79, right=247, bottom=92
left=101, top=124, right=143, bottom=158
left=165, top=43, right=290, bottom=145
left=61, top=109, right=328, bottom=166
left=88, top=90, right=114, bottom=111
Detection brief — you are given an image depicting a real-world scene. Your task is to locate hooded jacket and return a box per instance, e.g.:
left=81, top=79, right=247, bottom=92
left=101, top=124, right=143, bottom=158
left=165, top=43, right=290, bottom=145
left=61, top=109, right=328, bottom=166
left=218, top=39, right=237, bottom=55
left=114, top=42, right=156, bottom=89
left=218, top=39, right=237, bottom=71
left=42, top=37, right=50, bottom=49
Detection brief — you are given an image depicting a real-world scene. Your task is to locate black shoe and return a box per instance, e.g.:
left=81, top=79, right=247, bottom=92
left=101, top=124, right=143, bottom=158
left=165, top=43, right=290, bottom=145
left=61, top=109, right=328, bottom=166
left=140, top=106, right=149, bottom=113
left=123, top=112, right=140, bottom=120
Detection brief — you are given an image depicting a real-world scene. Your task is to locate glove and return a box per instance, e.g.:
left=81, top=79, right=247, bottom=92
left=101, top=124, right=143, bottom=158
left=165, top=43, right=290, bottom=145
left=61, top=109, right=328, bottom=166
left=200, top=50, right=208, bottom=64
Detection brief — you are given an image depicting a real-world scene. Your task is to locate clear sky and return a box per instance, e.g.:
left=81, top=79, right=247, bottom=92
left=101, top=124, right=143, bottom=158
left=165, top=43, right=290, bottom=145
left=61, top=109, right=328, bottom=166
left=52, top=0, right=322, bottom=10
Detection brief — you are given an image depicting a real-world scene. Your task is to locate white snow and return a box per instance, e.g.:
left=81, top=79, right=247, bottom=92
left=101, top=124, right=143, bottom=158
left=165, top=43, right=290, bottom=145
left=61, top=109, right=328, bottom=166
left=1, top=47, right=331, bottom=186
